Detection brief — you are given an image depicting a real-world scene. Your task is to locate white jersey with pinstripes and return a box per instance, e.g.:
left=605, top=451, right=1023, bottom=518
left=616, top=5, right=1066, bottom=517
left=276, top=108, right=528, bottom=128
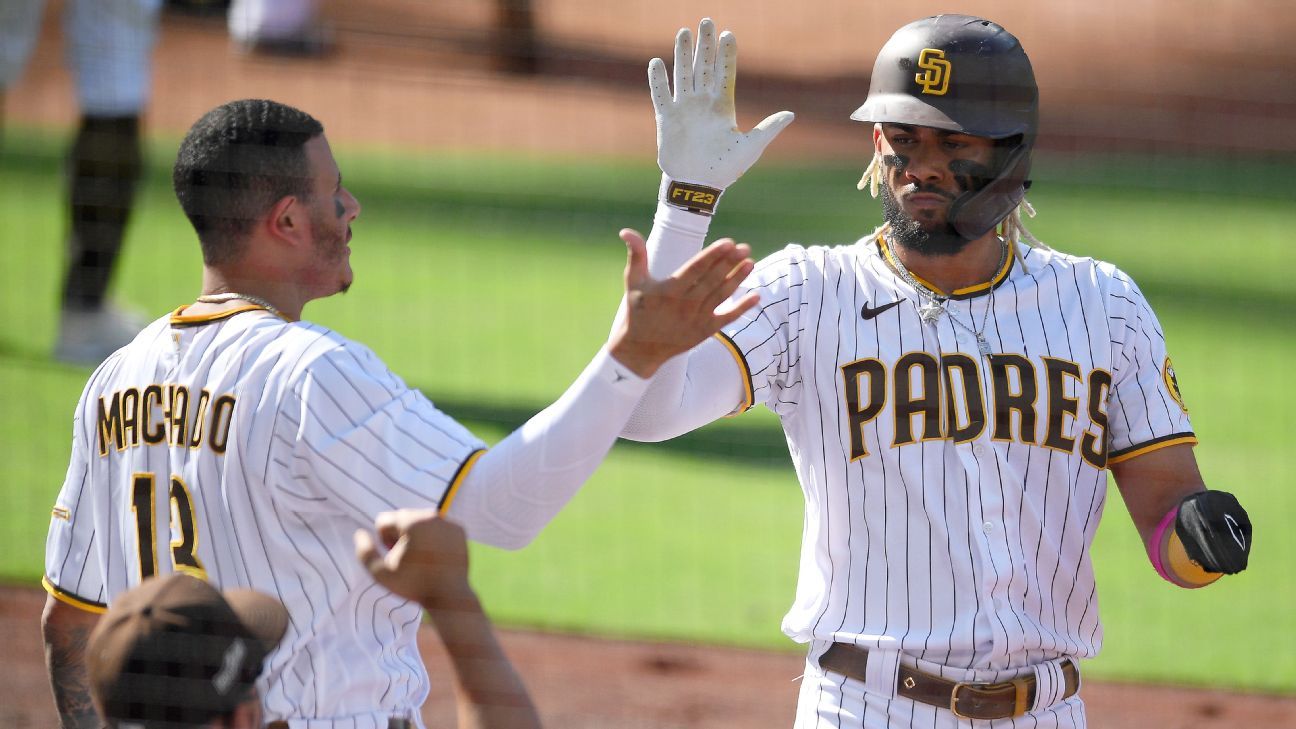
left=718, top=235, right=1194, bottom=671
left=45, top=305, right=486, bottom=728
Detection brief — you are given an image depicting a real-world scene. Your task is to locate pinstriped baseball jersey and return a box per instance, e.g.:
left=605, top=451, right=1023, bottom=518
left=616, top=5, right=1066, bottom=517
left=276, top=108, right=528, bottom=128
left=45, top=305, right=486, bottom=727
left=717, top=235, right=1194, bottom=671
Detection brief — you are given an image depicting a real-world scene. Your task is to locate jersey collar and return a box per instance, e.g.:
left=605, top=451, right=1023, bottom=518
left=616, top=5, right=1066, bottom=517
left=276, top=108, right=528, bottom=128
left=877, top=236, right=1015, bottom=300
left=169, top=304, right=280, bottom=328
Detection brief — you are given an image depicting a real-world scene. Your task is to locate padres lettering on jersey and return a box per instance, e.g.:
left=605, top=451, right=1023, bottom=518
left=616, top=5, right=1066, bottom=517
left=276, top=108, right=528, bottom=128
left=717, top=237, right=1194, bottom=671
left=840, top=353, right=1111, bottom=467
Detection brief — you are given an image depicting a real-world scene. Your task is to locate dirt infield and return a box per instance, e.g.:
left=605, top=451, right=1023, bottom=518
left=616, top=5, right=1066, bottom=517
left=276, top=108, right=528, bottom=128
left=4, top=585, right=1295, bottom=728
left=4, top=1, right=1296, bottom=727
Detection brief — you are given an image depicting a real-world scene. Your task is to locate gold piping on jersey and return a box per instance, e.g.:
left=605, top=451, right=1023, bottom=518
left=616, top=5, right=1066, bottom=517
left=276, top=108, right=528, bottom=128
left=169, top=304, right=280, bottom=327
left=714, top=332, right=754, bottom=415
left=42, top=576, right=107, bottom=614
left=440, top=448, right=486, bottom=515
left=877, top=236, right=1015, bottom=299
left=51, top=506, right=71, bottom=521
left=1108, top=433, right=1198, bottom=465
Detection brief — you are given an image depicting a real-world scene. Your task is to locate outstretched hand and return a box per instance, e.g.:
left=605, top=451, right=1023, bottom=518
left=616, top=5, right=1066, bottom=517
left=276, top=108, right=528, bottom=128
left=609, top=227, right=759, bottom=378
left=355, top=509, right=473, bottom=608
left=650, top=17, right=794, bottom=191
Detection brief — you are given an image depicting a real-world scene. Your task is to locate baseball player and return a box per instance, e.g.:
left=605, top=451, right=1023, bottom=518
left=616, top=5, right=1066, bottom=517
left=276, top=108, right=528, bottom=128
left=1, top=0, right=161, bottom=364
left=42, top=98, right=757, bottom=728
left=621, top=17, right=1254, bottom=727
left=86, top=511, right=538, bottom=729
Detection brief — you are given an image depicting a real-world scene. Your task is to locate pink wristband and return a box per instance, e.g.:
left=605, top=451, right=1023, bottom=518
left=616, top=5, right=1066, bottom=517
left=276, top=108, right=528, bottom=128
left=1148, top=505, right=1179, bottom=583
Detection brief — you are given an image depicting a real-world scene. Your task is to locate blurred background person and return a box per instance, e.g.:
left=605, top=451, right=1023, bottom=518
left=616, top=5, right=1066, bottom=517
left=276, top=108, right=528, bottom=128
left=1, top=0, right=161, bottom=365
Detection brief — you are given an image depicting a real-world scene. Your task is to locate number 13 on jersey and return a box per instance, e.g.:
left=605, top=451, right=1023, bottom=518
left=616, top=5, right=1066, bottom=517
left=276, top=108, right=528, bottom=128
left=131, top=472, right=207, bottom=580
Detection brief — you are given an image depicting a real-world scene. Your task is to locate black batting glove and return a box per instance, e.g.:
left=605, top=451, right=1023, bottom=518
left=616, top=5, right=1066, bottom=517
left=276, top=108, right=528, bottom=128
left=1175, top=490, right=1252, bottom=574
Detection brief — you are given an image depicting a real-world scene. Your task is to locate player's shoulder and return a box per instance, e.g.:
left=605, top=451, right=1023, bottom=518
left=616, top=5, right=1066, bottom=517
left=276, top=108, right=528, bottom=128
left=1015, top=243, right=1141, bottom=295
left=272, top=319, right=391, bottom=382
left=756, top=237, right=874, bottom=274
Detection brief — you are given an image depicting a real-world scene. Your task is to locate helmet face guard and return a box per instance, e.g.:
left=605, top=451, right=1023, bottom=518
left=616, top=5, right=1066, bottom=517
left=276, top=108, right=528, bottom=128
left=852, top=15, right=1038, bottom=239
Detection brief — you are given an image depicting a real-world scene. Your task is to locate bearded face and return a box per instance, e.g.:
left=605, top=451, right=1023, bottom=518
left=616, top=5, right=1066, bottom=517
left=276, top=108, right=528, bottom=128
left=874, top=124, right=999, bottom=256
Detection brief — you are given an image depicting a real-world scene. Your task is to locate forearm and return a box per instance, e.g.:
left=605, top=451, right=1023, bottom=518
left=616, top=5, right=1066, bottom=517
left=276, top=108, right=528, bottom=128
left=447, top=347, right=649, bottom=549
left=622, top=335, right=745, bottom=441
left=611, top=201, right=742, bottom=440
left=1112, top=446, right=1251, bottom=588
left=42, top=596, right=100, bottom=729
left=424, top=589, right=540, bottom=729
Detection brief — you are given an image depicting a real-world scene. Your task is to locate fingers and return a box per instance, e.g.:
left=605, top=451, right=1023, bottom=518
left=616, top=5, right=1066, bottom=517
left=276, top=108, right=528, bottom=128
left=717, top=31, right=737, bottom=102
left=375, top=510, right=408, bottom=549
left=354, top=528, right=383, bottom=572
left=648, top=57, right=671, bottom=112
left=693, top=18, right=717, bottom=93
left=749, top=110, right=796, bottom=151
left=672, top=237, right=742, bottom=289
left=621, top=228, right=649, bottom=291
left=374, top=508, right=437, bottom=549
left=713, top=290, right=761, bottom=328
left=693, top=244, right=755, bottom=308
left=672, top=27, right=693, bottom=98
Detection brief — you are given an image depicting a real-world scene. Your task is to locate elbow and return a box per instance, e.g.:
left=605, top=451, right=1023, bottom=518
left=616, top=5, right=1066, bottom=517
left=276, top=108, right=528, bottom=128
left=619, top=429, right=672, bottom=444
left=620, top=419, right=689, bottom=443
left=467, top=523, right=539, bottom=552
left=489, top=531, right=536, bottom=552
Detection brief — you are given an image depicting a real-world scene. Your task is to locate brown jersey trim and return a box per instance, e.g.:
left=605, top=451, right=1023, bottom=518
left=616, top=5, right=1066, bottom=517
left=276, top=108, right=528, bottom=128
left=1108, top=433, right=1198, bottom=465
left=169, top=304, right=282, bottom=328
left=42, top=576, right=107, bottom=614
left=714, top=332, right=754, bottom=416
left=439, top=448, right=487, bottom=515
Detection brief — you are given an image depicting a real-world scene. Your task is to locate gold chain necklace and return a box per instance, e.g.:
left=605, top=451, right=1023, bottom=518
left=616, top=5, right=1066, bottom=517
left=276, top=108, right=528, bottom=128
left=195, top=292, right=283, bottom=319
left=889, top=240, right=1007, bottom=357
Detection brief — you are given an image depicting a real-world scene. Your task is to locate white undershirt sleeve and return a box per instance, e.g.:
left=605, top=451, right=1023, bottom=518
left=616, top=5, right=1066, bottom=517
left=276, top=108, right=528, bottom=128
left=622, top=336, right=745, bottom=441
left=445, top=347, right=650, bottom=550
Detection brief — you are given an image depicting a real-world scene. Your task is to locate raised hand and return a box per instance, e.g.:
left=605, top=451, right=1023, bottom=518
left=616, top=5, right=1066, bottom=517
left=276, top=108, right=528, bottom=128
left=649, top=17, right=794, bottom=212
left=609, top=227, right=759, bottom=378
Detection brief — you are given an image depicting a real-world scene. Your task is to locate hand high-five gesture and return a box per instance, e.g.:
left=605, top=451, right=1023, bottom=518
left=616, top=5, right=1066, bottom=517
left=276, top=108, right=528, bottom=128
left=609, top=227, right=759, bottom=378
left=650, top=18, right=794, bottom=215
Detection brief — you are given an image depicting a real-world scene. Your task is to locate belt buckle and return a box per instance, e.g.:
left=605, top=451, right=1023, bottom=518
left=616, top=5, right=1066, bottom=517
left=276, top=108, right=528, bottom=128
left=949, top=681, right=976, bottom=720
left=949, top=678, right=1030, bottom=720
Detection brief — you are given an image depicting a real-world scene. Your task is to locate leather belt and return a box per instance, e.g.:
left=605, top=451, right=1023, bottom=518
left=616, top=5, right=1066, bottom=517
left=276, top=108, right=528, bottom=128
left=818, top=643, right=1079, bottom=720
left=268, top=716, right=414, bottom=721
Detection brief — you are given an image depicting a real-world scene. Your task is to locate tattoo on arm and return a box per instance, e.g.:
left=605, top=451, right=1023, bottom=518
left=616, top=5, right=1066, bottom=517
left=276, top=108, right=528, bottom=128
left=45, top=619, right=100, bottom=729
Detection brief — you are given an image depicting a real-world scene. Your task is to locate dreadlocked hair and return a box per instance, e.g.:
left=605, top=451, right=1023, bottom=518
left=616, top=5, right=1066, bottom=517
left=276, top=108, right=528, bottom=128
left=856, top=151, right=1050, bottom=268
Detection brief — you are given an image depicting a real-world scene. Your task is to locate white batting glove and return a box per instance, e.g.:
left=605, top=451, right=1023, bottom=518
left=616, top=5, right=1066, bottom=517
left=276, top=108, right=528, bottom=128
left=650, top=18, right=794, bottom=216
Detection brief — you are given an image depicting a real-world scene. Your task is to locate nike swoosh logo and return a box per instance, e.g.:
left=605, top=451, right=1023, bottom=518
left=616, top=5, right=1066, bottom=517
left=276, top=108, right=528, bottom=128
left=861, top=299, right=906, bottom=320
left=1225, top=514, right=1246, bottom=550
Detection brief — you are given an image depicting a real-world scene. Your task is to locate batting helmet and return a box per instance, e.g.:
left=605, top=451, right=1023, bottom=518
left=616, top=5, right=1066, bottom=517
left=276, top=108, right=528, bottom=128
left=851, top=15, right=1038, bottom=239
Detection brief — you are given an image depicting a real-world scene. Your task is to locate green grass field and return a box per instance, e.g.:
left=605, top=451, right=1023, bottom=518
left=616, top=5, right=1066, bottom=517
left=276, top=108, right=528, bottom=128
left=2, top=128, right=1293, bottom=692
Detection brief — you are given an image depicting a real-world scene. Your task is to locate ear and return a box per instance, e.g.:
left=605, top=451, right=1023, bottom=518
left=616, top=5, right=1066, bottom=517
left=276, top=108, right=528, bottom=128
left=872, top=123, right=884, bottom=153
left=266, top=195, right=305, bottom=246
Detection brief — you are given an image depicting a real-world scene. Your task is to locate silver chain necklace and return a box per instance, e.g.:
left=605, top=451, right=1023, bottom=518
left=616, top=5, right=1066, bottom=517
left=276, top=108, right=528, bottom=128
left=195, top=292, right=283, bottom=319
left=889, top=240, right=1007, bottom=358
